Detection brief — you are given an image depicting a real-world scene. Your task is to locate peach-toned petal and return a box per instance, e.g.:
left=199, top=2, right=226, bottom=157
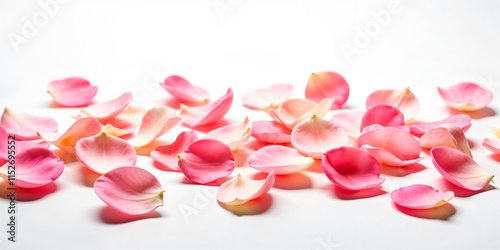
left=482, top=138, right=500, bottom=154
left=47, top=77, right=98, bottom=107
left=305, top=71, right=349, bottom=109
left=360, top=104, right=406, bottom=132
left=0, top=148, right=64, bottom=188
left=178, top=139, right=235, bottom=184
left=217, top=171, right=275, bottom=205
left=438, top=82, right=494, bottom=111
left=242, top=83, right=293, bottom=111
left=366, top=87, right=420, bottom=122
left=151, top=131, right=198, bottom=171
left=419, top=123, right=472, bottom=157
left=431, top=146, right=494, bottom=191
left=128, top=106, right=181, bottom=148
left=160, top=75, right=209, bottom=103
left=1, top=108, right=58, bottom=140
left=492, top=128, right=500, bottom=138
left=291, top=115, right=348, bottom=159
left=409, top=114, right=471, bottom=137
left=391, top=184, right=454, bottom=209
left=180, top=88, right=233, bottom=127
left=268, top=98, right=335, bottom=130
left=330, top=110, right=364, bottom=138
left=251, top=120, right=291, bottom=144
left=117, top=105, right=148, bottom=126
left=100, top=118, right=136, bottom=137
left=94, top=167, right=165, bottom=215
left=248, top=145, right=315, bottom=174
left=203, top=117, right=252, bottom=151
left=81, top=92, right=133, bottom=120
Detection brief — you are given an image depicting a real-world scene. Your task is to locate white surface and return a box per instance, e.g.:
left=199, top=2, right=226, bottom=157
left=1, top=0, right=500, bottom=249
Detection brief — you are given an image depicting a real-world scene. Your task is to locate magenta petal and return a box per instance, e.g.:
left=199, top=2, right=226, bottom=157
left=128, top=106, right=181, bottom=148
left=47, top=77, right=98, bottom=107
left=81, top=92, right=133, bottom=120
left=438, top=82, right=494, bottom=111
left=251, top=120, right=291, bottom=144
left=94, top=167, right=165, bottom=215
left=217, top=171, right=275, bottom=205
left=180, top=88, right=233, bottom=127
left=0, top=126, right=8, bottom=166
left=151, top=131, right=198, bottom=171
left=305, top=71, right=349, bottom=109
left=248, top=145, right=315, bottom=174
left=1, top=108, right=58, bottom=140
left=160, top=75, right=209, bottom=103
left=360, top=104, right=406, bottom=131
left=391, top=184, right=454, bottom=209
left=268, top=98, right=334, bottom=130
left=419, top=123, right=472, bottom=157
left=242, top=83, right=293, bottom=111
left=366, top=87, right=420, bottom=122
left=409, top=114, right=471, bottom=137
left=482, top=138, right=500, bottom=154
left=178, top=139, right=235, bottom=184
left=204, top=117, right=252, bottom=151
left=330, top=110, right=364, bottom=138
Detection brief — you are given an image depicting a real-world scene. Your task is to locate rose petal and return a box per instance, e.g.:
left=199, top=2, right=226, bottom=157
left=330, top=110, right=364, bottom=139
left=409, top=114, right=472, bottom=137
left=178, top=139, right=235, bottom=184
left=305, top=71, right=349, bottom=109
left=203, top=117, right=252, bottom=151
left=47, top=77, right=98, bottom=107
left=366, top=87, right=420, bottom=122
left=291, top=115, right=348, bottom=159
left=151, top=131, right=198, bottom=171
left=160, top=75, right=209, bottom=103
left=128, top=106, right=181, bottom=148
left=248, top=145, right=315, bottom=174
left=438, top=82, right=494, bottom=111
left=0, top=148, right=64, bottom=188
left=268, top=98, right=334, bottom=130
left=419, top=123, right=472, bottom=157
left=1, top=108, right=58, bottom=140
left=492, top=128, right=500, bottom=138
left=360, top=104, right=407, bottom=132
left=180, top=88, right=233, bottom=127
left=390, top=184, right=454, bottom=209
left=251, top=120, right=291, bottom=144
left=430, top=146, right=494, bottom=191
left=16, top=139, right=51, bottom=152
left=482, top=138, right=500, bottom=154
left=117, top=105, right=148, bottom=126
left=0, top=126, right=8, bottom=166
left=100, top=118, right=136, bottom=137
left=81, top=92, right=133, bottom=120
left=94, top=167, right=165, bottom=215
left=217, top=171, right=275, bottom=205
left=242, top=83, right=293, bottom=111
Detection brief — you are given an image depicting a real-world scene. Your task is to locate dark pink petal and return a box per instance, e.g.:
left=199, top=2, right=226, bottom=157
left=204, top=117, right=252, bottom=151
left=438, top=82, right=494, bottom=111
left=248, top=145, right=315, bottom=174
left=151, top=131, right=198, bottom=171
left=180, top=88, right=233, bottom=127
left=94, top=167, right=165, bottom=215
left=160, top=75, right=209, bottom=103
left=178, top=139, right=235, bottom=184
left=217, top=171, right=275, bottom=205
left=391, top=184, right=454, bottom=209
left=305, top=71, right=349, bottom=109
left=482, top=138, right=500, bottom=154
left=360, top=104, right=406, bottom=132
left=0, top=126, right=7, bottom=166
left=128, top=106, right=181, bottom=148
left=1, top=108, right=58, bottom=140
left=430, top=146, right=494, bottom=191
left=366, top=87, right=420, bottom=122
left=81, top=92, right=133, bottom=120
left=47, top=77, right=98, bottom=107
left=409, top=114, right=471, bottom=137
left=269, top=98, right=334, bottom=130
left=251, top=120, right=291, bottom=144
left=242, top=83, right=293, bottom=111
left=330, top=110, right=364, bottom=138
left=419, top=123, right=472, bottom=157
left=0, top=148, right=64, bottom=188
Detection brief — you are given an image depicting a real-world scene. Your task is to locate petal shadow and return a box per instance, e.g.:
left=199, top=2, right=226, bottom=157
left=135, top=140, right=171, bottom=156
left=0, top=181, right=58, bottom=201
left=331, top=185, right=386, bottom=200
left=392, top=202, right=456, bottom=220
left=436, top=178, right=496, bottom=197
left=99, top=206, right=161, bottom=224
left=305, top=159, right=324, bottom=173
left=218, top=193, right=273, bottom=216
left=447, top=107, right=496, bottom=119
left=489, top=154, right=500, bottom=162
left=80, top=166, right=102, bottom=187
left=185, top=119, right=231, bottom=133
left=380, top=163, right=426, bottom=177
left=253, top=172, right=312, bottom=190
left=153, top=161, right=181, bottom=172
left=181, top=176, right=232, bottom=187
left=233, top=148, right=251, bottom=167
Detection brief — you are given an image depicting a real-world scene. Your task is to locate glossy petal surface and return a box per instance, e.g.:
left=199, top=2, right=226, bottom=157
left=81, top=92, right=132, bottom=120
left=180, top=88, right=233, bottom=127
left=330, top=110, right=364, bottom=138
left=269, top=98, right=334, bottom=130
left=242, top=83, right=293, bottom=111
left=204, top=117, right=252, bottom=151
left=128, top=106, right=181, bottom=147
left=366, top=87, right=420, bottom=122
left=248, top=145, right=315, bottom=174
left=151, top=131, right=198, bottom=171
left=305, top=71, right=349, bottom=109
left=419, top=123, right=472, bottom=157
left=391, top=184, right=454, bottom=209
left=409, top=115, right=471, bottom=137
left=47, top=77, right=97, bottom=107
left=360, top=104, right=406, bottom=131
left=1, top=108, right=58, bottom=140
left=160, top=75, right=209, bottom=103
left=217, top=171, right=275, bottom=205
left=251, top=120, right=291, bottom=144
left=482, top=138, right=500, bottom=154
left=438, top=82, right=494, bottom=111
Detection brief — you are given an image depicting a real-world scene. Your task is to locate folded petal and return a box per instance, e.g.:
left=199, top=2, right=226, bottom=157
left=360, top=104, right=406, bottom=132
left=151, top=131, right=198, bottom=171
left=268, top=98, right=334, bottom=130
left=409, top=114, right=472, bottom=137
left=47, top=77, right=98, bottom=107
left=438, top=82, right=494, bottom=111
left=81, top=92, right=132, bottom=120
left=482, top=138, right=500, bottom=154
left=291, top=115, right=348, bottom=159
left=100, top=118, right=136, bottom=137
left=305, top=71, right=349, bottom=109
left=322, top=146, right=384, bottom=190
left=217, top=171, right=275, bottom=205
left=204, top=117, right=252, bottom=151
left=492, top=128, right=500, bottom=138
left=430, top=146, right=494, bottom=191
left=1, top=108, right=58, bottom=140
left=160, top=75, right=209, bottom=103
left=248, top=145, right=315, bottom=174
left=128, top=106, right=181, bottom=148
left=251, top=120, right=291, bottom=144
left=180, top=88, right=233, bottom=127
left=366, top=87, right=420, bottom=122
left=242, top=83, right=293, bottom=111
left=178, top=139, right=235, bottom=184
left=94, top=167, right=165, bottom=215
left=390, top=184, right=454, bottom=209
left=330, top=110, right=364, bottom=138
left=419, top=123, right=472, bottom=157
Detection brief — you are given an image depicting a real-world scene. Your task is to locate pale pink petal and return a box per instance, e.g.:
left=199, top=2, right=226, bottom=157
left=1, top=108, right=58, bottom=140
left=160, top=75, right=209, bottom=103
left=409, top=114, right=472, bottom=137
left=251, top=120, right=291, bottom=144
left=81, top=92, right=133, bottom=120
left=151, top=131, right=198, bottom=171
left=128, top=106, right=181, bottom=148
left=330, top=110, right=364, bottom=138
left=242, top=83, right=293, bottom=111
left=438, top=82, right=494, bottom=111
left=248, top=145, right=315, bottom=174
left=47, top=77, right=98, bottom=107
left=391, top=184, right=454, bottom=209
left=268, top=98, right=335, bottom=130
left=0, top=126, right=7, bottom=166
left=492, top=128, right=500, bottom=138
left=16, top=139, right=51, bottom=152
left=94, top=167, right=165, bottom=215
left=217, top=171, right=275, bottom=205
left=359, top=145, right=423, bottom=167
left=100, top=118, right=136, bottom=137
left=178, top=139, right=235, bottom=184
left=366, top=87, right=420, bottom=122
left=180, top=88, right=233, bottom=127
left=291, top=115, right=348, bottom=159
left=203, top=117, right=252, bottom=151
left=482, top=138, right=500, bottom=154
left=0, top=148, right=64, bottom=188
left=305, top=71, right=349, bottom=109
left=431, top=146, right=494, bottom=191
left=360, top=104, right=406, bottom=131
left=117, top=105, right=148, bottom=126
left=419, top=123, right=472, bottom=157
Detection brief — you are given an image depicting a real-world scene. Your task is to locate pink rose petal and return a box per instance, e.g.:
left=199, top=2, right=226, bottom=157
left=251, top=120, right=291, bottom=144
left=81, top=92, right=133, bottom=120
left=117, top=105, right=148, bottom=126
left=482, top=138, right=500, bottom=154
left=100, top=118, right=136, bottom=137
left=203, top=117, right=252, bottom=151
left=268, top=98, right=334, bottom=130
left=0, top=126, right=8, bottom=166
left=322, top=146, right=385, bottom=191
left=160, top=75, right=209, bottom=103
left=178, top=139, right=235, bottom=184
left=409, top=114, right=472, bottom=137
left=180, top=88, right=233, bottom=127
left=128, top=106, right=181, bottom=148
left=47, top=77, right=98, bottom=107
left=419, top=123, right=472, bottom=157
left=242, top=83, right=293, bottom=111
left=366, top=87, right=420, bottom=122
left=248, top=145, right=315, bottom=174
left=16, top=139, right=51, bottom=152
left=330, top=110, right=364, bottom=138
left=430, top=146, right=494, bottom=191
left=94, top=167, right=165, bottom=215
left=217, top=171, right=275, bottom=205
left=391, top=184, right=454, bottom=209
left=151, top=131, right=198, bottom=171
left=360, top=104, right=407, bottom=132
left=1, top=108, right=58, bottom=140
left=438, top=82, right=494, bottom=111
left=305, top=71, right=349, bottom=109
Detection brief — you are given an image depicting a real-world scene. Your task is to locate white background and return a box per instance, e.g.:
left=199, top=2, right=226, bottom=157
left=1, top=0, right=500, bottom=249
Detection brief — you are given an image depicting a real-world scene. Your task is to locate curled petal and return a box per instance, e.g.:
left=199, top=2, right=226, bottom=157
left=204, top=117, right=252, bottom=151
left=94, top=167, right=165, bottom=215
left=1, top=108, right=58, bottom=140
left=151, top=131, right=198, bottom=171
left=251, top=120, right=291, bottom=144
left=242, top=83, right=293, bottom=111
left=482, top=138, right=500, bottom=154
left=217, top=171, right=275, bottom=205
left=269, top=98, right=334, bottom=130
left=360, top=104, right=406, bottom=132
left=178, top=139, right=235, bottom=184
left=419, top=123, right=472, bottom=157
left=391, top=184, right=454, bottom=209
left=100, top=118, right=136, bottom=137
left=330, top=110, right=364, bottom=138
left=431, top=146, right=494, bottom=191
left=322, top=147, right=384, bottom=191
left=180, top=88, right=233, bottom=127
left=492, top=128, right=500, bottom=138
left=81, top=92, right=133, bottom=120
left=305, top=71, right=349, bottom=109
left=409, top=114, right=471, bottom=137
left=47, top=77, right=97, bottom=107
left=248, top=145, right=315, bottom=174
left=160, top=75, right=209, bottom=103
left=128, top=106, right=181, bottom=148
left=438, top=82, right=494, bottom=111
left=366, top=87, right=420, bottom=122
left=291, top=115, right=348, bottom=159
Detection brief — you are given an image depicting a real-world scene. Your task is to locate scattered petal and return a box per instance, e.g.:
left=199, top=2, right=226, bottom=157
left=117, top=105, right=148, bottom=126
left=100, top=118, right=136, bottom=137
left=409, top=114, right=471, bottom=137
left=81, top=92, right=133, bottom=120
left=330, top=110, right=364, bottom=138
left=269, top=98, right=334, bottom=130
left=366, top=87, right=420, bottom=122
left=251, top=120, right=291, bottom=144
left=482, top=138, right=500, bottom=154
left=248, top=145, right=315, bottom=174
left=217, top=171, right=275, bottom=205
left=151, top=131, right=198, bottom=171
left=419, top=123, right=472, bottom=157
left=128, top=106, right=181, bottom=148
left=47, top=77, right=98, bottom=107
left=360, top=104, right=407, bottom=132
left=1, top=108, right=58, bottom=140
left=160, top=75, right=209, bottom=103
left=204, top=117, right=252, bottom=151
left=16, top=139, right=51, bottom=152
left=242, top=83, right=293, bottom=111
left=492, top=128, right=500, bottom=138
left=180, top=88, right=233, bottom=127
left=438, top=82, right=494, bottom=111
left=0, top=126, right=7, bottom=166
left=391, top=184, right=454, bottom=209
left=305, top=71, right=349, bottom=109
